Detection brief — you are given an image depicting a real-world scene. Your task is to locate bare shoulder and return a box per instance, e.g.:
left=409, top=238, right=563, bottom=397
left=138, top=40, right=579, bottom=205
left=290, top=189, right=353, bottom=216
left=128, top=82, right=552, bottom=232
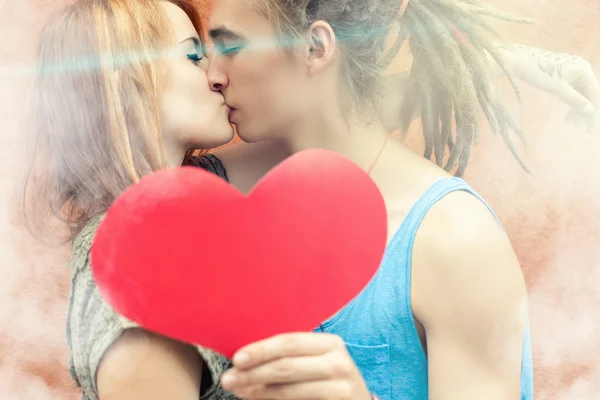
left=414, top=189, right=516, bottom=267
left=408, top=187, right=529, bottom=399
left=410, top=189, right=527, bottom=328
left=97, top=329, right=204, bottom=400
left=212, top=140, right=290, bottom=193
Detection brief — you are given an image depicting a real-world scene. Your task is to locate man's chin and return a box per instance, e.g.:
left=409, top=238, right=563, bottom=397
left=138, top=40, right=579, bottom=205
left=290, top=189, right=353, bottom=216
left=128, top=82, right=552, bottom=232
left=235, top=125, right=262, bottom=143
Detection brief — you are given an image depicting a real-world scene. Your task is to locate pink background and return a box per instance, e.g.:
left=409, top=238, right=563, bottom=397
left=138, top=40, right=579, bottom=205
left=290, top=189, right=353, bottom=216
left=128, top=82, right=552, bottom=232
left=0, top=0, right=598, bottom=398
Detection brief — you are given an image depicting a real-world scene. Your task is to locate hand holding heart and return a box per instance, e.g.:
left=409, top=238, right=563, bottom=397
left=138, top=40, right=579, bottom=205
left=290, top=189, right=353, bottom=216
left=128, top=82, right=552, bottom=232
left=221, top=332, right=372, bottom=400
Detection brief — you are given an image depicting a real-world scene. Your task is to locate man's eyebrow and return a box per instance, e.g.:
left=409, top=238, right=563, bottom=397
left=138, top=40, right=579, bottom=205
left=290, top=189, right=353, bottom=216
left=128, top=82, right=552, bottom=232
left=208, top=27, right=244, bottom=40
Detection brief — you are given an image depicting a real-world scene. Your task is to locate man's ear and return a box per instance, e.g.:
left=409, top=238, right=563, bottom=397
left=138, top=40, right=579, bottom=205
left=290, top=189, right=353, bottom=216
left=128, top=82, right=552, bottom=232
left=305, top=20, right=336, bottom=75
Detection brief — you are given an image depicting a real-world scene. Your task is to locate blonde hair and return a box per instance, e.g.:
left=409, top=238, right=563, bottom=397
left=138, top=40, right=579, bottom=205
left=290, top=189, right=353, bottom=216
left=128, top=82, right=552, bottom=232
left=25, top=0, right=203, bottom=240
left=254, top=0, right=531, bottom=176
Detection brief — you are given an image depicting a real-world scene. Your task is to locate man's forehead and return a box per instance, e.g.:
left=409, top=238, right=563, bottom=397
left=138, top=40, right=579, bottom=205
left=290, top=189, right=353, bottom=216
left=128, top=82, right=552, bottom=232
left=208, top=0, right=270, bottom=36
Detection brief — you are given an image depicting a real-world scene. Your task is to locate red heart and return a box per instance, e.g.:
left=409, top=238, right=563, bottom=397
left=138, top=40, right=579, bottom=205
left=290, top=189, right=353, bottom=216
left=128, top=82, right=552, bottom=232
left=91, top=149, right=387, bottom=358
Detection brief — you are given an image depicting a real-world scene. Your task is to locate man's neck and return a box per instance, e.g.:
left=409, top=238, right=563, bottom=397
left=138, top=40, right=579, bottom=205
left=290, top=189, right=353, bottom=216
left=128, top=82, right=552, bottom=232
left=281, top=109, right=391, bottom=174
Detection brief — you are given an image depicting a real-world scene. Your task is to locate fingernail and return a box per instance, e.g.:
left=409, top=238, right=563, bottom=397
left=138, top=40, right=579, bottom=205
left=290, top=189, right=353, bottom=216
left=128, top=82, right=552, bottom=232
left=221, top=373, right=236, bottom=388
left=234, top=352, right=250, bottom=366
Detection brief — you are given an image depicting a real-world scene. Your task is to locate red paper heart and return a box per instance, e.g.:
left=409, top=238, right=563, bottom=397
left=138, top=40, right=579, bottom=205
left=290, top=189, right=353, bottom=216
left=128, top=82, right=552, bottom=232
left=91, top=149, right=387, bottom=358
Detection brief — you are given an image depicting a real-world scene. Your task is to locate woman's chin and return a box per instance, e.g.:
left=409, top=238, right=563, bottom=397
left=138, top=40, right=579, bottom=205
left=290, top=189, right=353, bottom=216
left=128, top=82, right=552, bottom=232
left=196, top=127, right=235, bottom=149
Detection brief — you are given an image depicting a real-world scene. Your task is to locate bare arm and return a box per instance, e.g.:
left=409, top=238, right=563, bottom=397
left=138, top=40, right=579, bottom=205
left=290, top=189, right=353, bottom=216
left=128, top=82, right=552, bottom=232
left=412, top=192, right=528, bottom=400
left=97, top=329, right=203, bottom=400
left=380, top=44, right=600, bottom=134
left=495, top=43, right=600, bottom=133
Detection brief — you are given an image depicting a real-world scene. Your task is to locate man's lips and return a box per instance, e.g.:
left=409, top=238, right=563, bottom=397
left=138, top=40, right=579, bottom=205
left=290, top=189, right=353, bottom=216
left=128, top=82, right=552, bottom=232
left=228, top=106, right=237, bottom=122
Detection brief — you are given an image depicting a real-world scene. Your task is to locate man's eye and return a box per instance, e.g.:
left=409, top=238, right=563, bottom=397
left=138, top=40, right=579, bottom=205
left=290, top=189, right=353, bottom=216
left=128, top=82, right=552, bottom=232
left=216, top=42, right=242, bottom=55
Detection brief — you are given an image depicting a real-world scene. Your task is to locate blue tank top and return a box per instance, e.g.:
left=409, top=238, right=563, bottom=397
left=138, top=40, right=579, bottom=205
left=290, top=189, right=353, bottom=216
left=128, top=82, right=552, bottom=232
left=314, top=177, right=533, bottom=400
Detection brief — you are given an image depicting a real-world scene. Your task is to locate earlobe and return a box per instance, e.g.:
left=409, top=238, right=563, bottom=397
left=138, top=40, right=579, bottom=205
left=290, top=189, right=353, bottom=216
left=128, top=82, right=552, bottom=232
left=306, top=21, right=336, bottom=74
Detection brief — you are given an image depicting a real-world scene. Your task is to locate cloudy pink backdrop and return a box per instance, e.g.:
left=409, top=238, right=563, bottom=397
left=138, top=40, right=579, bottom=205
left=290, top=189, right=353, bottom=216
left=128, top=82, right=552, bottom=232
left=0, top=0, right=598, bottom=398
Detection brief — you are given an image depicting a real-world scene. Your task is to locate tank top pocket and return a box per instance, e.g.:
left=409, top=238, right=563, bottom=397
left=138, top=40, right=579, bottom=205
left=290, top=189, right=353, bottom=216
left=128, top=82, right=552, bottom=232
left=345, top=343, right=391, bottom=400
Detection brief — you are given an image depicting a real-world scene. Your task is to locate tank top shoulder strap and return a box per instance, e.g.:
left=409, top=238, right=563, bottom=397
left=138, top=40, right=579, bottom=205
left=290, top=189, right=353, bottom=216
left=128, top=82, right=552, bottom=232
left=385, top=176, right=533, bottom=399
left=391, top=177, right=503, bottom=251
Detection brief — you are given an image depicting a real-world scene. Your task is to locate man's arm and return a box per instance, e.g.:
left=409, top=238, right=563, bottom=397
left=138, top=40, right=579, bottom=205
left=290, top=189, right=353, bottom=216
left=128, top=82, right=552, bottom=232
left=411, top=191, right=529, bottom=400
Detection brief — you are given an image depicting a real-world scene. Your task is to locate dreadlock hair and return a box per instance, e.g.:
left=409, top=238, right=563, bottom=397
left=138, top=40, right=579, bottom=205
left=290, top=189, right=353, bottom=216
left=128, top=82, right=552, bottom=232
left=254, top=0, right=532, bottom=176
left=400, top=0, right=532, bottom=175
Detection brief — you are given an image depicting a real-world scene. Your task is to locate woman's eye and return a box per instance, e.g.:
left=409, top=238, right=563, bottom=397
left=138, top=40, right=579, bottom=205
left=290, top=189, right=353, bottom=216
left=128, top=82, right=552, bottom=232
left=186, top=39, right=206, bottom=65
left=186, top=52, right=203, bottom=64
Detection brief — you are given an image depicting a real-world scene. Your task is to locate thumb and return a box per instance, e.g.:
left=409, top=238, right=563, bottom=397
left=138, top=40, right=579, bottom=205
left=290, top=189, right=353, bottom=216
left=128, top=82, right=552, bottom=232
left=555, top=82, right=596, bottom=117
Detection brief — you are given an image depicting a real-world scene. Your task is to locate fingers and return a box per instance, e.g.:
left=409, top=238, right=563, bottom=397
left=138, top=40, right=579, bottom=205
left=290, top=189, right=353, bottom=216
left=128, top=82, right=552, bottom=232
left=579, top=73, right=600, bottom=135
left=234, top=380, right=353, bottom=400
left=224, top=334, right=371, bottom=400
left=232, top=332, right=345, bottom=369
left=555, top=80, right=596, bottom=116
left=222, top=353, right=353, bottom=389
left=568, top=59, right=600, bottom=102
left=564, top=61, right=600, bottom=134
